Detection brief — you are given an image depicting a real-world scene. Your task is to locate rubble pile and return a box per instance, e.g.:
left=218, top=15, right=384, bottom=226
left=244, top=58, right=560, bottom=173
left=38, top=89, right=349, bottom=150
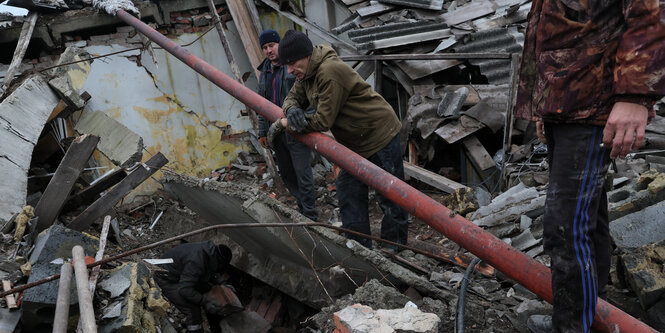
left=1, top=0, right=665, bottom=332
left=325, top=0, right=533, bottom=193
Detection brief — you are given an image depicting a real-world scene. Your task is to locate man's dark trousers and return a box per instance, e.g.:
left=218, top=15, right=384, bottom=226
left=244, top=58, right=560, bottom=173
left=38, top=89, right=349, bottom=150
left=336, top=134, right=408, bottom=249
left=273, top=132, right=318, bottom=221
left=543, top=123, right=611, bottom=333
left=154, top=275, right=222, bottom=333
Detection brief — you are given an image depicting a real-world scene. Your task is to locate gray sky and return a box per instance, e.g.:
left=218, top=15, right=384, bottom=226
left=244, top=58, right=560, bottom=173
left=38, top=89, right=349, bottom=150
left=0, top=1, right=28, bottom=16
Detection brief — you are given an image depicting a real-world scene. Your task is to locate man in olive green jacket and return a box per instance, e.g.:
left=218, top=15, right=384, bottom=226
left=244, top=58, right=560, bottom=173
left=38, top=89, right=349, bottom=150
left=268, top=30, right=408, bottom=250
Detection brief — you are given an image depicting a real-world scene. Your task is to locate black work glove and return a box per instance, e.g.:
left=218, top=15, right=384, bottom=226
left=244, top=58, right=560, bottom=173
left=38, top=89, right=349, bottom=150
left=267, top=120, right=285, bottom=148
left=202, top=294, right=224, bottom=314
left=285, top=106, right=308, bottom=132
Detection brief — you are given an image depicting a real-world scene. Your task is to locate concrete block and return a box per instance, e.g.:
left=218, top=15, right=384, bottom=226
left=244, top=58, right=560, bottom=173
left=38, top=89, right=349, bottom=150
left=610, top=200, right=665, bottom=249
left=22, top=224, right=98, bottom=332
left=48, top=75, right=86, bottom=109
left=334, top=303, right=440, bottom=333
left=99, top=262, right=161, bottom=333
left=334, top=304, right=391, bottom=333
left=621, top=241, right=665, bottom=309
left=376, top=305, right=440, bottom=333
left=609, top=169, right=665, bottom=220
left=46, top=47, right=92, bottom=81
left=74, top=110, right=144, bottom=168
left=0, top=75, right=59, bottom=224
left=0, top=307, right=21, bottom=333
left=146, top=287, right=170, bottom=317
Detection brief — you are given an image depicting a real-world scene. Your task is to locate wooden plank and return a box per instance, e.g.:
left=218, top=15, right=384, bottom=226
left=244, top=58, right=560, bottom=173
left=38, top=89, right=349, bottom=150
left=47, top=100, right=68, bottom=122
left=2, top=280, right=17, bottom=309
left=243, top=0, right=264, bottom=34
left=61, top=168, right=127, bottom=214
left=68, top=152, right=168, bottom=231
left=207, top=0, right=285, bottom=193
left=75, top=216, right=111, bottom=333
left=33, top=134, right=100, bottom=234
left=1, top=12, right=38, bottom=94
left=434, top=115, right=485, bottom=144
left=404, top=161, right=468, bottom=193
left=258, top=0, right=357, bottom=53
left=461, top=135, right=495, bottom=171
left=226, top=0, right=263, bottom=78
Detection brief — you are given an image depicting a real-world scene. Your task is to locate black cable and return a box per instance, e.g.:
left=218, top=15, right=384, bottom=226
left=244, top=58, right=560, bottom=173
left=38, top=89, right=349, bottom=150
left=455, top=257, right=482, bottom=333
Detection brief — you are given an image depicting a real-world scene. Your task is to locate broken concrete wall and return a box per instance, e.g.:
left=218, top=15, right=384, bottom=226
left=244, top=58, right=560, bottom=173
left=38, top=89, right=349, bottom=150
left=71, top=27, right=258, bottom=200
left=0, top=75, right=60, bottom=223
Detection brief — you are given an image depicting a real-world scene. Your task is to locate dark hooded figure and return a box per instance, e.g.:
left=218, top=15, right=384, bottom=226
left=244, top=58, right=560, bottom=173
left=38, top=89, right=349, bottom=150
left=154, top=241, right=232, bottom=333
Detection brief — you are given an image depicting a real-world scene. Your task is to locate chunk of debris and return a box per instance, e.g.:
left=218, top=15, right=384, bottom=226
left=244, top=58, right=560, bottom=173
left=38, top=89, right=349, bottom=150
left=333, top=303, right=440, bottom=333
left=0, top=75, right=60, bottom=224
left=74, top=110, right=144, bottom=168
left=21, top=224, right=99, bottom=332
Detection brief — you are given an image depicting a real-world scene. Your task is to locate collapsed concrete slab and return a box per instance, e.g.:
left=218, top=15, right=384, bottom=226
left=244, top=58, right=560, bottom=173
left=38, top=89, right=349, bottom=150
left=22, top=224, right=99, bottom=332
left=74, top=110, right=144, bottom=168
left=610, top=200, right=665, bottom=249
left=0, top=75, right=60, bottom=224
left=162, top=172, right=454, bottom=309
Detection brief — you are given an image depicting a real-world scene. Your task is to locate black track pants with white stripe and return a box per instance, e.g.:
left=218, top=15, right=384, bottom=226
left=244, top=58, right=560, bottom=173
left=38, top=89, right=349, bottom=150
left=543, top=123, right=612, bottom=333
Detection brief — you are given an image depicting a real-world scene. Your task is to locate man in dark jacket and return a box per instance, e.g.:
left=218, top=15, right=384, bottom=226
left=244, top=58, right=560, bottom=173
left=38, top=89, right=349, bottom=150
left=516, top=1, right=665, bottom=332
left=154, top=241, right=232, bottom=333
left=256, top=29, right=318, bottom=221
left=269, top=30, right=408, bottom=251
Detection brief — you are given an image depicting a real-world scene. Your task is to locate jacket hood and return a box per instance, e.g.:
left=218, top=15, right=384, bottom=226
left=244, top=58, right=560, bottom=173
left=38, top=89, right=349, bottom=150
left=303, top=45, right=337, bottom=80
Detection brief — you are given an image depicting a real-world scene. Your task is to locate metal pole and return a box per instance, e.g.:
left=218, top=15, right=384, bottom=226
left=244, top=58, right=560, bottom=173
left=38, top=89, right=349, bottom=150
left=112, top=10, right=655, bottom=332
left=72, top=246, right=96, bottom=333
left=52, top=262, right=73, bottom=333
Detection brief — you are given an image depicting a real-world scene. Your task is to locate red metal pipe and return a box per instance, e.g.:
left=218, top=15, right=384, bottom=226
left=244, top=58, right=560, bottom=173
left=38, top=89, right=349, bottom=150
left=115, top=10, right=654, bottom=332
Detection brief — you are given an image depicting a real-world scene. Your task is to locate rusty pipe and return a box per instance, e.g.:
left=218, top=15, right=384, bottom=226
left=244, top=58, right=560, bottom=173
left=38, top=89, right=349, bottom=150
left=115, top=10, right=654, bottom=332
left=72, top=246, right=97, bottom=333
left=52, top=261, right=73, bottom=333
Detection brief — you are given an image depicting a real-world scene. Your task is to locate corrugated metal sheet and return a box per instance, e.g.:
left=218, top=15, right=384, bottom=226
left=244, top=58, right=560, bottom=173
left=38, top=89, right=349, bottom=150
left=378, top=0, right=444, bottom=10
left=452, top=27, right=524, bottom=84
left=348, top=21, right=450, bottom=51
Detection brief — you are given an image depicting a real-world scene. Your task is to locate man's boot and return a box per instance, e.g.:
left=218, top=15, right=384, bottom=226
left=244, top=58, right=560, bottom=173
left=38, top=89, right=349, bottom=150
left=527, top=314, right=553, bottom=333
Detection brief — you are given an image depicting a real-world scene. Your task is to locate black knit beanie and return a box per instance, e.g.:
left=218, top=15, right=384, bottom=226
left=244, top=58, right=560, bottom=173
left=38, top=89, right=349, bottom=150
left=259, top=29, right=280, bottom=46
left=278, top=30, right=313, bottom=64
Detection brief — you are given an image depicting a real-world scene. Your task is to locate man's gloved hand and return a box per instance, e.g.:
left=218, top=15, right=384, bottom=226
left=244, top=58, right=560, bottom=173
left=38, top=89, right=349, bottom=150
left=202, top=294, right=224, bottom=314
left=267, top=120, right=285, bottom=148
left=258, top=136, right=268, bottom=148
left=285, top=106, right=307, bottom=132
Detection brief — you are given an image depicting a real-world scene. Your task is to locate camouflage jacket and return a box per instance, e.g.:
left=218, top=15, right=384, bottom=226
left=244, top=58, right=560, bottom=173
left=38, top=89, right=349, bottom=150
left=515, top=0, right=665, bottom=125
